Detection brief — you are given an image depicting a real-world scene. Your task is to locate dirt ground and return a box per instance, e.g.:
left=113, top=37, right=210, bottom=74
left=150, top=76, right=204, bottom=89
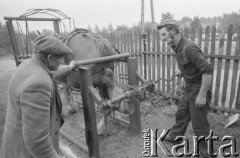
left=0, top=56, right=240, bottom=158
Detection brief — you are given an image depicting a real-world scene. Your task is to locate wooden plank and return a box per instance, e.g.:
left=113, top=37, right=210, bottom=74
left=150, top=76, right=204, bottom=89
left=53, top=21, right=60, bottom=34
left=123, top=32, right=127, bottom=85
left=6, top=20, right=21, bottom=66
left=120, top=33, right=124, bottom=85
left=157, top=31, right=161, bottom=89
left=183, top=27, right=189, bottom=39
left=78, top=67, right=100, bottom=158
left=127, top=32, right=131, bottom=53
left=191, top=27, right=195, bottom=42
left=230, top=26, right=240, bottom=108
left=198, top=26, right=203, bottom=48
left=4, top=16, right=61, bottom=21
left=172, top=48, right=176, bottom=95
left=139, top=31, right=143, bottom=76
left=125, top=32, right=130, bottom=85
left=213, top=38, right=224, bottom=106
left=125, top=51, right=240, bottom=60
left=210, top=26, right=216, bottom=106
left=167, top=45, right=171, bottom=93
left=234, top=26, right=240, bottom=109
left=144, top=52, right=175, bottom=55
left=147, top=30, right=151, bottom=81
left=204, top=26, right=210, bottom=55
left=162, top=40, right=166, bottom=92
left=127, top=58, right=141, bottom=134
left=136, top=71, right=147, bottom=83
left=115, top=34, right=119, bottom=84
left=134, top=32, right=140, bottom=73
left=152, top=30, right=156, bottom=81
left=221, top=25, right=233, bottom=108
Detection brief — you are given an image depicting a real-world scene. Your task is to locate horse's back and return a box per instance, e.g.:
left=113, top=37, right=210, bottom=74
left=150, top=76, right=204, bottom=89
left=64, top=29, right=116, bottom=89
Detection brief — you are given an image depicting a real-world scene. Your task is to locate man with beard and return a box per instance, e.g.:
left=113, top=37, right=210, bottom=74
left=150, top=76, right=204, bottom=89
left=157, top=19, right=213, bottom=158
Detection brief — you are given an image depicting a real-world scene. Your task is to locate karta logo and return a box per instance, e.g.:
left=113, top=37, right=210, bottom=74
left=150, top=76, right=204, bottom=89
left=142, top=129, right=239, bottom=157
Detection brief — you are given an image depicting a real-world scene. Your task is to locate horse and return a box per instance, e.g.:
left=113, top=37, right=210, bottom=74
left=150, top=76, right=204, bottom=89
left=56, top=28, right=132, bottom=135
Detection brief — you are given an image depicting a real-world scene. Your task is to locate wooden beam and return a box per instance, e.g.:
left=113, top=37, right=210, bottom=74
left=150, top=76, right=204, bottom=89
left=4, top=16, right=61, bottom=21
left=6, top=20, right=21, bottom=66
left=136, top=71, right=147, bottom=84
left=127, top=57, right=141, bottom=134
left=78, top=67, right=100, bottom=158
left=74, top=53, right=130, bottom=67
left=53, top=21, right=60, bottom=34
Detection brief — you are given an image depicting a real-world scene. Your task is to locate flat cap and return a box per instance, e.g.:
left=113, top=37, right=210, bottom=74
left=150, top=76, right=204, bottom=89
left=34, top=36, right=73, bottom=56
left=157, top=19, right=180, bottom=30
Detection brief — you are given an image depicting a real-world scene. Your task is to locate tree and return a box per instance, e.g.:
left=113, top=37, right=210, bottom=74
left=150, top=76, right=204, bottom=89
left=107, top=23, right=113, bottom=32
left=0, top=22, right=11, bottom=55
left=101, top=27, right=108, bottom=34
left=115, top=24, right=129, bottom=32
left=94, top=24, right=100, bottom=33
left=87, top=25, right=92, bottom=32
left=180, top=17, right=192, bottom=28
left=160, top=12, right=174, bottom=23
left=191, top=16, right=201, bottom=29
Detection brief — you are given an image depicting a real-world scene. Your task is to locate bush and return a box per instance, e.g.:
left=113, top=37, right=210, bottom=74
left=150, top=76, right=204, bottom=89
left=0, top=22, right=11, bottom=56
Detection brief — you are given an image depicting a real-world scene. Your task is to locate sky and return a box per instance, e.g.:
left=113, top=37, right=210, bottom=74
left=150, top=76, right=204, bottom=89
left=0, top=0, right=240, bottom=32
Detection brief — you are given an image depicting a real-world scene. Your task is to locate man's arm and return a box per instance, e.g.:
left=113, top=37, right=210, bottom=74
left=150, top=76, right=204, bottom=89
left=21, top=80, right=60, bottom=158
left=185, top=46, right=213, bottom=107
left=196, top=74, right=212, bottom=108
left=52, top=60, right=77, bottom=83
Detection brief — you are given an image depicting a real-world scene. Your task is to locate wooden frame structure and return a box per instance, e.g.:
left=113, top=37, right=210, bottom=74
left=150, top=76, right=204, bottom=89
left=4, top=16, right=61, bottom=66
left=75, top=55, right=142, bottom=158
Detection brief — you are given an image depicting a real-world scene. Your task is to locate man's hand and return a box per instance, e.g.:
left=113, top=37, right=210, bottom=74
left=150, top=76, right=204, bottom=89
left=195, top=95, right=206, bottom=108
left=69, top=60, right=77, bottom=70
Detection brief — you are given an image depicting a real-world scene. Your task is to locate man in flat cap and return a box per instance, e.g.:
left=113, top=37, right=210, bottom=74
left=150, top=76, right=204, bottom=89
left=157, top=19, right=213, bottom=158
left=0, top=36, right=76, bottom=158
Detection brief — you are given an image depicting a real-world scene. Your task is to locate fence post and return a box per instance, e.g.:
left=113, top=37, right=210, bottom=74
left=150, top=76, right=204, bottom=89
left=6, top=20, right=21, bottom=66
left=78, top=67, right=100, bottom=158
left=127, top=58, right=141, bottom=134
left=235, top=26, right=240, bottom=110
left=141, top=33, right=147, bottom=79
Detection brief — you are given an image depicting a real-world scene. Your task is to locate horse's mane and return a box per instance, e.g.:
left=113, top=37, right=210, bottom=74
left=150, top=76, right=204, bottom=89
left=64, top=28, right=117, bottom=57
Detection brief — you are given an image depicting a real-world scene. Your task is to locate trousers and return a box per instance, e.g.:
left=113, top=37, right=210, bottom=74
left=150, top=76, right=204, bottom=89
left=170, top=83, right=212, bottom=158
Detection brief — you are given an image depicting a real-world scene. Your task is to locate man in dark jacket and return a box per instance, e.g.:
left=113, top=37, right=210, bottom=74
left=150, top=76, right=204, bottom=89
left=157, top=19, right=213, bottom=158
left=0, top=36, right=76, bottom=158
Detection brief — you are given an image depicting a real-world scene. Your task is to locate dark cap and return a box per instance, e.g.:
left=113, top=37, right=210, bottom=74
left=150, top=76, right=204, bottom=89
left=34, top=36, right=73, bottom=56
left=157, top=19, right=180, bottom=30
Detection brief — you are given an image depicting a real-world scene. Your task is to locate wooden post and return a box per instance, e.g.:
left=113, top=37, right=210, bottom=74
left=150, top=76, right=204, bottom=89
left=78, top=67, right=100, bottom=158
left=127, top=58, right=141, bottom=134
left=221, top=25, right=233, bottom=107
left=53, top=20, right=60, bottom=34
left=6, top=20, right=21, bottom=66
left=235, top=26, right=240, bottom=110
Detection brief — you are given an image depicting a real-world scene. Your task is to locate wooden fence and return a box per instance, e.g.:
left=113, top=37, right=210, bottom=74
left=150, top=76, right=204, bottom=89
left=104, top=25, right=240, bottom=112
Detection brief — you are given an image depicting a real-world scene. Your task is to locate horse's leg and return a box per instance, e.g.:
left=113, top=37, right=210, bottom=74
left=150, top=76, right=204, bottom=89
left=63, top=83, right=77, bottom=114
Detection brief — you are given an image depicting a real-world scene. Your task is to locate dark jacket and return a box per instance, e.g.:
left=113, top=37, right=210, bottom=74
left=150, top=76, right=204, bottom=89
left=0, top=57, right=63, bottom=158
left=173, top=37, right=213, bottom=84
